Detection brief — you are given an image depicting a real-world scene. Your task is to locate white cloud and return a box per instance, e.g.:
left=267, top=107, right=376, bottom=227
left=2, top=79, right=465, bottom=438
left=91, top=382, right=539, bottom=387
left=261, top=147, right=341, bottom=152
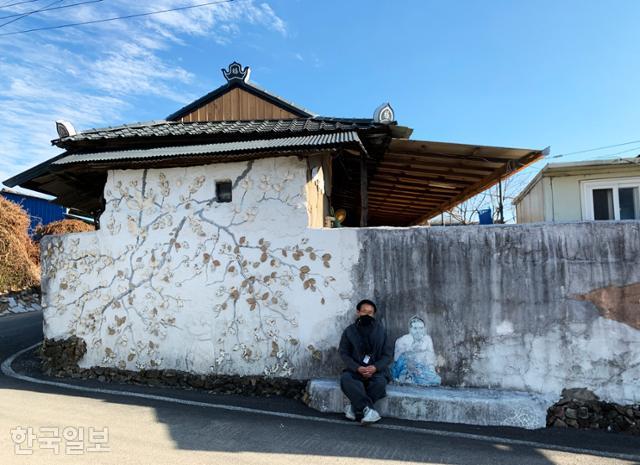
left=246, top=3, right=287, bottom=36
left=0, top=0, right=287, bottom=189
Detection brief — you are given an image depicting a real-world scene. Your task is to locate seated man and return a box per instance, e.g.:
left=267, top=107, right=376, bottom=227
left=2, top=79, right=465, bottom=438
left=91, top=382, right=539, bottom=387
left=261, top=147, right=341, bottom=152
left=339, top=299, right=393, bottom=424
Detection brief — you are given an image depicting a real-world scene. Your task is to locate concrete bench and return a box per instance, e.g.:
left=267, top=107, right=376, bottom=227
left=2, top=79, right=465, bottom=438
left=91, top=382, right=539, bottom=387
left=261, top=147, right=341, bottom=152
left=306, top=378, right=555, bottom=429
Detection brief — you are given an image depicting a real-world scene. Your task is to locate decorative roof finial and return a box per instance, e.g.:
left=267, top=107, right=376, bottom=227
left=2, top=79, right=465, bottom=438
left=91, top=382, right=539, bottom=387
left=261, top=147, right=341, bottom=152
left=373, top=102, right=395, bottom=124
left=222, top=61, right=251, bottom=83
left=55, top=120, right=76, bottom=138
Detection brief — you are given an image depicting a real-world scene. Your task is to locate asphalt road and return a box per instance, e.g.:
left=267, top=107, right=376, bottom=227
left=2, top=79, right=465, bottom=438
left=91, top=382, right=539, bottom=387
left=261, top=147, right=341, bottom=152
left=0, top=311, right=638, bottom=465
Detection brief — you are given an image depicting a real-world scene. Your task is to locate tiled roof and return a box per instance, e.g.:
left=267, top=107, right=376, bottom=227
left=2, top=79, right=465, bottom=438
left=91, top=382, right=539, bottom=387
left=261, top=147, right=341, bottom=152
left=53, top=118, right=382, bottom=146
left=53, top=131, right=363, bottom=165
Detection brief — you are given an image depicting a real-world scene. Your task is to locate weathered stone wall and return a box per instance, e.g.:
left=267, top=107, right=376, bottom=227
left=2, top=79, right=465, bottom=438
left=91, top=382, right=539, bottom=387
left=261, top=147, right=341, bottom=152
left=39, top=155, right=640, bottom=405
left=546, top=388, right=640, bottom=434
left=355, top=222, right=640, bottom=404
left=39, top=337, right=306, bottom=399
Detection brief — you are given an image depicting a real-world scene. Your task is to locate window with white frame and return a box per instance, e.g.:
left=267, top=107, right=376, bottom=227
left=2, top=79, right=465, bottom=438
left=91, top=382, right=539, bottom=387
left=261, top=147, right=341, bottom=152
left=581, top=178, right=640, bottom=221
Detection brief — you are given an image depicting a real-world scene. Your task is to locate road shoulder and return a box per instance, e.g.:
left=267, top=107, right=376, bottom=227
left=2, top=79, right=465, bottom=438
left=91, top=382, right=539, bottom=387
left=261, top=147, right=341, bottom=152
left=4, top=341, right=640, bottom=463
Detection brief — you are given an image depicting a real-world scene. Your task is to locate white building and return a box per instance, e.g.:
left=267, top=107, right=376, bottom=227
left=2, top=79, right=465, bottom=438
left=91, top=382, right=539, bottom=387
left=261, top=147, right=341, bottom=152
left=513, top=158, right=640, bottom=223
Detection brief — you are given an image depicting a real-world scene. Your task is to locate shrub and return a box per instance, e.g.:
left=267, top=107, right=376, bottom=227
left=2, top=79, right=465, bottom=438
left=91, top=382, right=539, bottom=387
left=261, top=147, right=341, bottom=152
left=0, top=196, right=39, bottom=291
left=34, top=219, right=94, bottom=241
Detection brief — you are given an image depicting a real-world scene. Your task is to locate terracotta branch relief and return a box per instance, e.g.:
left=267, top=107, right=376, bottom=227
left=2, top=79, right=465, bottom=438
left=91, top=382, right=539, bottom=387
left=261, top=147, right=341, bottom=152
left=41, top=157, right=358, bottom=376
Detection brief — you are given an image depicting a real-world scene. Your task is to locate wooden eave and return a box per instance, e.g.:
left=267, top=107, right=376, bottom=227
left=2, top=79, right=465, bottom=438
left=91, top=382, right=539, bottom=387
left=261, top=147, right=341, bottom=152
left=331, top=138, right=546, bottom=226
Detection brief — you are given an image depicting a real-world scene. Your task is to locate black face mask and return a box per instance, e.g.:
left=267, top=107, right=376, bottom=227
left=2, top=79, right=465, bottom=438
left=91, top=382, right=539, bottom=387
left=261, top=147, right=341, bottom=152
left=356, top=315, right=375, bottom=327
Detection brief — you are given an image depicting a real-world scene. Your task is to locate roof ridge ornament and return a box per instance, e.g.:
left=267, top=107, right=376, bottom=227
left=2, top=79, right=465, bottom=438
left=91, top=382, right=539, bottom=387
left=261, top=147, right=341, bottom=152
left=55, top=120, right=76, bottom=138
left=222, top=61, right=251, bottom=83
left=373, top=102, right=394, bottom=124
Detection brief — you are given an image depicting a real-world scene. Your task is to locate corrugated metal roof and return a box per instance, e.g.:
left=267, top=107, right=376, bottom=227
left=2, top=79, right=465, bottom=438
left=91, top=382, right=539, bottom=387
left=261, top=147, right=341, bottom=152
left=53, top=131, right=362, bottom=165
left=53, top=118, right=381, bottom=146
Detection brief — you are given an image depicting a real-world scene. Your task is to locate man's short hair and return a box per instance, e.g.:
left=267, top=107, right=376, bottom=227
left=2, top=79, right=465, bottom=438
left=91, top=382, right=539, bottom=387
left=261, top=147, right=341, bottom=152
left=356, top=299, right=377, bottom=313
left=409, top=315, right=425, bottom=327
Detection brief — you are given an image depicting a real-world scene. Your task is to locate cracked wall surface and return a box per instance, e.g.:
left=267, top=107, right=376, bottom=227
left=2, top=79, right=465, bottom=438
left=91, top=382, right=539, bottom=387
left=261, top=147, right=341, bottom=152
left=41, top=156, right=360, bottom=378
left=40, top=156, right=640, bottom=404
left=356, top=223, right=640, bottom=404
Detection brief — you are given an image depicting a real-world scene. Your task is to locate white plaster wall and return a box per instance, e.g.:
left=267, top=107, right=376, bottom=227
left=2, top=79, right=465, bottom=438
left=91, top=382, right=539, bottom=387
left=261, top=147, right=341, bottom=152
left=41, top=156, right=360, bottom=377
left=467, top=317, right=640, bottom=403
left=39, top=159, right=640, bottom=405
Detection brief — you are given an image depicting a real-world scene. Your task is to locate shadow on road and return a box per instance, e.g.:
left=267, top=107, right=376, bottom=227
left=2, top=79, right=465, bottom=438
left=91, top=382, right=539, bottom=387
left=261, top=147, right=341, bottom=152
left=1, top=312, right=639, bottom=465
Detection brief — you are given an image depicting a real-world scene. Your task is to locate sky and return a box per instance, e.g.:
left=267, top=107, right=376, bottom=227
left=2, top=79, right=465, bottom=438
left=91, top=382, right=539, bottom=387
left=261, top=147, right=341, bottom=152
left=1, top=0, right=640, bottom=204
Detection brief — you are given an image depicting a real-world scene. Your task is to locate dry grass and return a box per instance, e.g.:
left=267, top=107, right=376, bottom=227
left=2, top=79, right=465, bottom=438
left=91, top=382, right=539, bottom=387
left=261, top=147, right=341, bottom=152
left=0, top=201, right=95, bottom=292
left=35, top=219, right=94, bottom=239
left=0, top=196, right=39, bottom=291
left=31, top=219, right=95, bottom=266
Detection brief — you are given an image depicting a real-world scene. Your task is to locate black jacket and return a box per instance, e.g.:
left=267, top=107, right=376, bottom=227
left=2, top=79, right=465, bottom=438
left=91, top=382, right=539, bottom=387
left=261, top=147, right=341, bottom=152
left=339, top=319, right=394, bottom=379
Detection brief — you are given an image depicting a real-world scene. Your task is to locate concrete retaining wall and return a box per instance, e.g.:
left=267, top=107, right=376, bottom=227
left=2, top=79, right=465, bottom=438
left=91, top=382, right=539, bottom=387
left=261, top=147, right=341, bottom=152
left=39, top=155, right=640, bottom=404
left=355, top=222, right=640, bottom=404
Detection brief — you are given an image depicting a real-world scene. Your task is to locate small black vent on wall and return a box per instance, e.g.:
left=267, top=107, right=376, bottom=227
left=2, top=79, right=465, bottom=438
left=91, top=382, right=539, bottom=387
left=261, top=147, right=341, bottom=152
left=216, top=180, right=232, bottom=203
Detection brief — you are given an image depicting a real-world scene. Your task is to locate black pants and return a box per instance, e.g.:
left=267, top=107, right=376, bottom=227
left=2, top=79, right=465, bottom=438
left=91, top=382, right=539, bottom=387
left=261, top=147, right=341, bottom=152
left=340, top=371, right=387, bottom=413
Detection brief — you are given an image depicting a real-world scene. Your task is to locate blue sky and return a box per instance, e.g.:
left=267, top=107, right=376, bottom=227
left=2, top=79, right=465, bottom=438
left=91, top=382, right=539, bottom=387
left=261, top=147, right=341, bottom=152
left=1, top=0, right=640, bottom=200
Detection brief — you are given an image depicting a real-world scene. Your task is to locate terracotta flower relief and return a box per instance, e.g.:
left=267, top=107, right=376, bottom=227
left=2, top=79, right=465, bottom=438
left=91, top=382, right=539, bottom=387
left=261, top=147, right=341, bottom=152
left=40, top=158, right=348, bottom=377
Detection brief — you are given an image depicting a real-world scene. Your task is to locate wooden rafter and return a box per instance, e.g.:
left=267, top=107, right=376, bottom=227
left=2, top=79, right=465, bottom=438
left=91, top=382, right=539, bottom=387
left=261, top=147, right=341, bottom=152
left=344, top=138, right=546, bottom=226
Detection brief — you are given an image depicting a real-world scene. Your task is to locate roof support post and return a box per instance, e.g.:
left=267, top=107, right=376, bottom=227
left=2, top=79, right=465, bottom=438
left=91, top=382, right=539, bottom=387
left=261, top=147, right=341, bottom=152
left=497, top=179, right=504, bottom=223
left=360, top=150, right=368, bottom=227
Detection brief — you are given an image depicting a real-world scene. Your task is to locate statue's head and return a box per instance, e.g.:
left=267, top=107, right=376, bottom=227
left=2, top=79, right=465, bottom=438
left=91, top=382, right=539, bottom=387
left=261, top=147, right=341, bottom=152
left=408, top=316, right=426, bottom=342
